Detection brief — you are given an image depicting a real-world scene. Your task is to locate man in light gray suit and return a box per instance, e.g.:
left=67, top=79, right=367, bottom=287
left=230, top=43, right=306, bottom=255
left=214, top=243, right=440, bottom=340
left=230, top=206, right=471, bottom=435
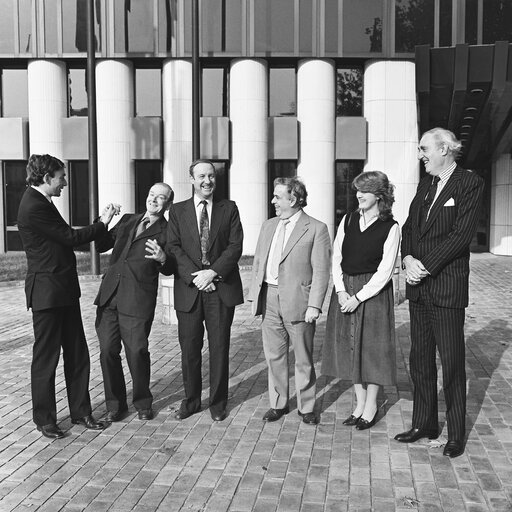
left=249, top=177, right=331, bottom=424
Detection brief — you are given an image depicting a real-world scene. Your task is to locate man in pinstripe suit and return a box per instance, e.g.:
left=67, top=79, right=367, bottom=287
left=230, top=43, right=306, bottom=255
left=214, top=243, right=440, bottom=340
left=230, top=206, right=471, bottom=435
left=394, top=128, right=484, bottom=458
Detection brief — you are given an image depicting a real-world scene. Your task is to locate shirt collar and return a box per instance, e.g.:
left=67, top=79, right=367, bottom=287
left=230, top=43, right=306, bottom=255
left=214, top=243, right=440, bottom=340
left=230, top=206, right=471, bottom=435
left=282, top=209, right=302, bottom=226
left=194, top=195, right=212, bottom=208
left=437, top=162, right=457, bottom=183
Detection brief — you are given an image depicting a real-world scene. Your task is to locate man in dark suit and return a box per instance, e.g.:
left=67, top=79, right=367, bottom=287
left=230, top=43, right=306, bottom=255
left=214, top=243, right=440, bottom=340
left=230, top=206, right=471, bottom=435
left=95, top=183, right=175, bottom=422
left=167, top=160, right=243, bottom=422
left=394, top=128, right=484, bottom=458
left=17, top=154, right=119, bottom=439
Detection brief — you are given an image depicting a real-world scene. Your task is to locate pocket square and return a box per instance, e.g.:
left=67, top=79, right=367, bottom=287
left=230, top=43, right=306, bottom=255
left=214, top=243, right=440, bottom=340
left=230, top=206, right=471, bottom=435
left=443, top=198, right=455, bottom=207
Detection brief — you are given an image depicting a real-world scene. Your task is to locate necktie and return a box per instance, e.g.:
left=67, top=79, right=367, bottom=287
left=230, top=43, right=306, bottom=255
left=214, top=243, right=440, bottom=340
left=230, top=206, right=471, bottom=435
left=420, top=176, right=440, bottom=231
left=135, top=217, right=150, bottom=237
left=200, top=200, right=210, bottom=266
left=270, top=219, right=290, bottom=280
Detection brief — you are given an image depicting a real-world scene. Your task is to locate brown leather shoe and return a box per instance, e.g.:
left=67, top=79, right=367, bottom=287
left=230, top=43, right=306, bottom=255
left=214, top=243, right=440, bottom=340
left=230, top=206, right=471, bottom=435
left=37, top=424, right=65, bottom=439
left=71, top=415, right=106, bottom=430
left=262, top=406, right=289, bottom=422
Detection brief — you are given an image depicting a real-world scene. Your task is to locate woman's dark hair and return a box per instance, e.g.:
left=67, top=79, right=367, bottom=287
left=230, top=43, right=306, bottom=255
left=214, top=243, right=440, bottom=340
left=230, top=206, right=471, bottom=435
left=352, top=170, right=395, bottom=221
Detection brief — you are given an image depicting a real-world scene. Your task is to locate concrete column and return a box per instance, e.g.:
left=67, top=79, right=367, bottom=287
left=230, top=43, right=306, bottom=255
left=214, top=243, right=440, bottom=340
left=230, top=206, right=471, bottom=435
left=27, top=59, right=69, bottom=219
left=96, top=60, right=135, bottom=219
left=230, top=59, right=268, bottom=254
left=364, top=60, right=419, bottom=229
left=162, top=59, right=193, bottom=203
left=490, top=154, right=512, bottom=255
left=297, top=59, right=335, bottom=239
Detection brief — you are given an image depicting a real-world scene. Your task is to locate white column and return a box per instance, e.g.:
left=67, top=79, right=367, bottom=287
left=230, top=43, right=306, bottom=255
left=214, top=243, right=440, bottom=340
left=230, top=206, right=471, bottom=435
left=27, top=59, right=69, bottom=219
left=364, top=60, right=419, bottom=229
left=96, top=60, right=135, bottom=219
left=230, top=59, right=268, bottom=254
left=490, top=154, right=512, bottom=255
left=162, top=59, right=193, bottom=203
left=297, top=59, right=335, bottom=239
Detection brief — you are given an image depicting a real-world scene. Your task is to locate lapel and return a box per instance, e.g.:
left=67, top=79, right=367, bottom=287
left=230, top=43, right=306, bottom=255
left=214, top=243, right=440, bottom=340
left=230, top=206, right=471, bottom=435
left=414, top=177, right=431, bottom=230
left=209, top=200, right=224, bottom=248
left=421, top=167, right=462, bottom=236
left=260, top=218, right=280, bottom=267
left=132, top=214, right=166, bottom=242
left=281, top=211, right=309, bottom=261
left=184, top=198, right=202, bottom=249
left=130, top=213, right=146, bottom=242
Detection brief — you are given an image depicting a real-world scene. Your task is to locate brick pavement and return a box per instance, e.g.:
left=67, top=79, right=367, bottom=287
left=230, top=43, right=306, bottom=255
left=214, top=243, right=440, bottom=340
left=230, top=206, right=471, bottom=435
left=0, top=253, right=511, bottom=511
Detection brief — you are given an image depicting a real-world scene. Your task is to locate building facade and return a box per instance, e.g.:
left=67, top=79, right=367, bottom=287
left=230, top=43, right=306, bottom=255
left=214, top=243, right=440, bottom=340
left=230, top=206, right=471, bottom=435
left=1, top=0, right=511, bottom=255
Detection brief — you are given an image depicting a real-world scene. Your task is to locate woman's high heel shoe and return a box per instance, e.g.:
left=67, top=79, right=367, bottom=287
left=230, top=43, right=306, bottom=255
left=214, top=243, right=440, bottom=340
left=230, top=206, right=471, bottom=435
left=355, top=410, right=378, bottom=430
left=342, top=414, right=362, bottom=426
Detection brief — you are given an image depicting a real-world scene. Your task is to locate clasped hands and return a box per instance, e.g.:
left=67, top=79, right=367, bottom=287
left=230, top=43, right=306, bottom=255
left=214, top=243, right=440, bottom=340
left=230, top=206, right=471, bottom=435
left=191, top=269, right=217, bottom=293
left=337, top=291, right=360, bottom=313
left=403, top=255, right=429, bottom=286
left=100, top=203, right=121, bottom=225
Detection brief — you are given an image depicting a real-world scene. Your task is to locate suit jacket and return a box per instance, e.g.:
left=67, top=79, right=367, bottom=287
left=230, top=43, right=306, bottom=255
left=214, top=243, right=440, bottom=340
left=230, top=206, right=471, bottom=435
left=17, top=186, right=107, bottom=311
left=166, top=198, right=244, bottom=313
left=94, top=213, right=175, bottom=319
left=401, top=166, right=484, bottom=308
left=249, top=212, right=332, bottom=322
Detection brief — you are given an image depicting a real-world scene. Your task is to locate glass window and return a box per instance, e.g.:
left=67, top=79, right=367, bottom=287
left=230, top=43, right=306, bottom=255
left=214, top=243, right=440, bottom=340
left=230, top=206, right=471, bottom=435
left=465, top=0, right=478, bottom=44
left=114, top=0, right=154, bottom=53
left=395, top=0, right=434, bottom=53
left=335, top=161, right=363, bottom=228
left=439, top=0, right=452, bottom=47
left=19, top=0, right=33, bottom=54
left=136, top=68, right=162, bottom=117
left=158, top=0, right=176, bottom=53
left=268, top=161, right=296, bottom=218
left=68, top=68, right=88, bottom=117
left=325, top=0, right=339, bottom=53
left=184, top=0, right=192, bottom=54
left=212, top=161, right=229, bottom=202
left=63, top=0, right=101, bottom=53
left=69, top=161, right=90, bottom=226
left=3, top=161, right=27, bottom=251
left=483, top=1, right=512, bottom=44
left=0, top=0, right=14, bottom=54
left=254, top=0, right=295, bottom=53
left=202, top=0, right=243, bottom=53
left=44, top=0, right=59, bottom=54
left=336, top=68, right=363, bottom=117
left=135, top=161, right=163, bottom=212
left=269, top=68, right=296, bottom=117
left=202, top=68, right=226, bottom=117
left=343, top=0, right=382, bottom=53
left=299, top=0, right=313, bottom=53
left=1, top=69, right=29, bottom=117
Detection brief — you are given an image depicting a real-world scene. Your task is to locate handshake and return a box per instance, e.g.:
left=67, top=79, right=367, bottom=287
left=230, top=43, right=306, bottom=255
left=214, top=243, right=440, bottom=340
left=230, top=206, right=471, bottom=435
left=99, top=203, right=122, bottom=226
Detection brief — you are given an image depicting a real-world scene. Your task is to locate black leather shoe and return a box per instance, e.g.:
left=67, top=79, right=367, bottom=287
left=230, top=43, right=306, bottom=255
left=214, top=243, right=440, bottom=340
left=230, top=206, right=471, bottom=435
left=105, top=409, right=128, bottom=423
left=71, top=415, right=106, bottom=430
left=262, top=406, right=289, bottom=422
left=138, top=409, right=154, bottom=421
left=394, top=427, right=438, bottom=443
left=355, top=411, right=378, bottom=430
left=175, top=409, right=199, bottom=420
left=211, top=410, right=227, bottom=422
left=443, top=440, right=464, bottom=458
left=298, top=411, right=319, bottom=425
left=37, top=424, right=65, bottom=439
left=342, top=414, right=362, bottom=426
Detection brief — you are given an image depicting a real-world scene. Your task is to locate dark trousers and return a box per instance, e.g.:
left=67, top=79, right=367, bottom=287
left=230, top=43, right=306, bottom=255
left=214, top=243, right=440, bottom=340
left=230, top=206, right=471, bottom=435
left=409, top=294, right=466, bottom=440
left=96, top=295, right=154, bottom=412
left=31, top=303, right=92, bottom=426
left=176, top=291, right=234, bottom=415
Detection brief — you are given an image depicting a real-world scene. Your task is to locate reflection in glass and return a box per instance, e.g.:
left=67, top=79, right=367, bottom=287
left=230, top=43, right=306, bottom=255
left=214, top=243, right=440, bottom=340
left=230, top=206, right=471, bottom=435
left=158, top=0, right=176, bottom=53
left=343, top=0, right=382, bottom=53
left=299, top=0, right=313, bottom=53
left=19, top=0, right=33, bottom=53
left=465, top=0, right=478, bottom=44
left=268, top=161, right=296, bottom=218
left=335, top=161, right=363, bottom=228
left=439, top=0, right=452, bottom=47
left=68, top=68, right=88, bottom=117
left=483, top=1, right=512, bottom=43
left=69, top=161, right=90, bottom=226
left=202, top=68, right=225, bottom=117
left=336, top=69, right=363, bottom=117
left=212, top=162, right=229, bottom=201
left=114, top=0, right=154, bottom=53
left=63, top=0, right=101, bottom=53
left=202, top=0, right=242, bottom=53
left=395, top=0, right=434, bottom=53
left=184, top=0, right=192, bottom=53
left=1, top=69, right=29, bottom=117
left=44, top=0, right=58, bottom=54
left=325, top=0, right=338, bottom=53
left=254, top=0, right=294, bottom=53
left=136, top=69, right=162, bottom=117
left=4, top=161, right=26, bottom=226
left=269, top=69, right=296, bottom=117
left=0, top=0, right=14, bottom=54
left=135, top=161, right=163, bottom=212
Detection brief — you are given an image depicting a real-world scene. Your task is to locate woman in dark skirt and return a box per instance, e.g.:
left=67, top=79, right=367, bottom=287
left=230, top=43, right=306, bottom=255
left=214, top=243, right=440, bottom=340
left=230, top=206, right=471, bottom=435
left=322, top=171, right=400, bottom=430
